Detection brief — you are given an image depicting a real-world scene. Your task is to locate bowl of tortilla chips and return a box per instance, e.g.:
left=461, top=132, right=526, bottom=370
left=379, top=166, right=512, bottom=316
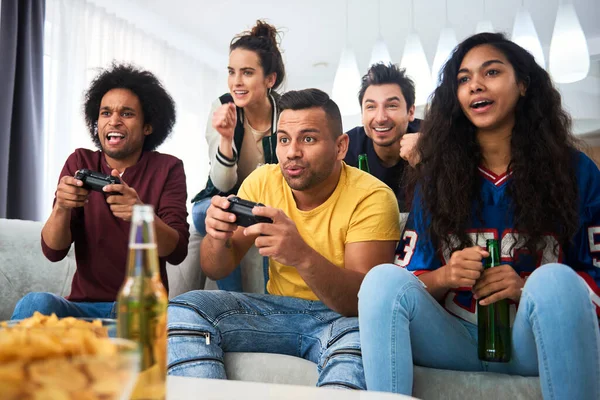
left=0, top=312, right=140, bottom=400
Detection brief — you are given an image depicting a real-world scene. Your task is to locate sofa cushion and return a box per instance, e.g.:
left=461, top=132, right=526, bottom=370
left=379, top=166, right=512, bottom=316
left=223, top=353, right=542, bottom=399
left=0, top=219, right=76, bottom=320
left=224, top=352, right=319, bottom=386
left=413, top=366, right=541, bottom=399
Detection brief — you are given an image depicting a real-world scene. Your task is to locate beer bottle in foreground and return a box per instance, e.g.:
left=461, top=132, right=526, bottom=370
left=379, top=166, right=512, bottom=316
left=477, top=239, right=511, bottom=362
left=358, top=153, right=370, bottom=173
left=117, top=204, right=168, bottom=399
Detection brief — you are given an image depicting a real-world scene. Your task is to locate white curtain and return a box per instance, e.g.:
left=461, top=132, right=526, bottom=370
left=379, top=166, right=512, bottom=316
left=42, top=0, right=219, bottom=221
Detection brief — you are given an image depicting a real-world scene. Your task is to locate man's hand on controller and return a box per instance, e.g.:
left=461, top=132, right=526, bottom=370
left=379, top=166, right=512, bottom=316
left=205, top=195, right=237, bottom=241
left=243, top=206, right=311, bottom=268
left=103, top=169, right=143, bottom=221
left=55, top=175, right=90, bottom=210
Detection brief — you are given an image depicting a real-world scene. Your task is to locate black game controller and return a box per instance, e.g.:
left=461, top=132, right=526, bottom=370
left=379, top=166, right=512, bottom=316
left=74, top=169, right=121, bottom=195
left=227, top=196, right=273, bottom=227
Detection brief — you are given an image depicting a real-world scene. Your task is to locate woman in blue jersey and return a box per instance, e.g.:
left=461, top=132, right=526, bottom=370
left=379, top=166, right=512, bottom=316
left=358, top=32, right=600, bottom=398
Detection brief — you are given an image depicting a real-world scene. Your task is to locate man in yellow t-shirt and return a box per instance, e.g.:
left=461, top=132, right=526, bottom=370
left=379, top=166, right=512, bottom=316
left=167, top=89, right=400, bottom=389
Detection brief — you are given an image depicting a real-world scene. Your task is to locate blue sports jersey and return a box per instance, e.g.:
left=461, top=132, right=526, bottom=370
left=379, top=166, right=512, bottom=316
left=395, top=151, right=600, bottom=323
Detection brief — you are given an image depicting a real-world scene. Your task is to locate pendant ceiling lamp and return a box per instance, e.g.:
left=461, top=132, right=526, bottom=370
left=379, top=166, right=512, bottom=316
left=370, top=38, right=392, bottom=67
left=431, top=0, right=457, bottom=85
left=511, top=2, right=545, bottom=68
left=332, top=0, right=362, bottom=116
left=475, top=0, right=494, bottom=33
left=400, top=0, right=432, bottom=106
left=549, top=1, right=590, bottom=83
left=369, top=0, right=392, bottom=66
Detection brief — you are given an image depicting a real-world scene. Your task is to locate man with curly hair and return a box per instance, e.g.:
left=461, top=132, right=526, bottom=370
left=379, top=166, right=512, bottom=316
left=11, top=63, right=190, bottom=320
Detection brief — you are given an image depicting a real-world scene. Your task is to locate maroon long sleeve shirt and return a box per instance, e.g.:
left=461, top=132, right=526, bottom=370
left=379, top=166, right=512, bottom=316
left=42, top=149, right=190, bottom=302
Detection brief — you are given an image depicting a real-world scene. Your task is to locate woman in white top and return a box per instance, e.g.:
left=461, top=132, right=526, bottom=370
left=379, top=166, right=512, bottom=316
left=191, top=20, right=285, bottom=291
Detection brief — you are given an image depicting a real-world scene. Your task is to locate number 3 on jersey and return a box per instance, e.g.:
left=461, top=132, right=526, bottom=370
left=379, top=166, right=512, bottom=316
left=590, top=227, right=600, bottom=268
left=395, top=231, right=418, bottom=267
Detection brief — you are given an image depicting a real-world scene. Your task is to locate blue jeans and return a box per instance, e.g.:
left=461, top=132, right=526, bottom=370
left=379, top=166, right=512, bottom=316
left=192, top=198, right=243, bottom=292
left=11, top=292, right=116, bottom=319
left=167, top=290, right=366, bottom=389
left=358, top=263, right=600, bottom=398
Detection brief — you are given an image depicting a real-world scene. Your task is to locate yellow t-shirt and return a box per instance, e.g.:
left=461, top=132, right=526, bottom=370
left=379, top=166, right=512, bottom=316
left=237, top=162, right=400, bottom=300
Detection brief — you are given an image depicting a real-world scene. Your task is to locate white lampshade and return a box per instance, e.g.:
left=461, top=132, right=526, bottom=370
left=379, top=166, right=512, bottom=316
left=369, top=36, right=392, bottom=67
left=400, top=32, right=433, bottom=106
left=511, top=8, right=545, bottom=69
left=332, top=46, right=362, bottom=116
left=549, top=3, right=590, bottom=83
left=475, top=20, right=495, bottom=34
left=431, top=27, right=458, bottom=85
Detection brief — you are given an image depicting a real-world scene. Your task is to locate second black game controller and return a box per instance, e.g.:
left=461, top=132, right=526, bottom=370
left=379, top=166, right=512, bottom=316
left=227, top=196, right=273, bottom=227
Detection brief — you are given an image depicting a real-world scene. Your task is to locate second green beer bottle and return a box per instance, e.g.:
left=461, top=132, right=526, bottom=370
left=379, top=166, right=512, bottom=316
left=358, top=153, right=370, bottom=173
left=477, top=238, right=511, bottom=362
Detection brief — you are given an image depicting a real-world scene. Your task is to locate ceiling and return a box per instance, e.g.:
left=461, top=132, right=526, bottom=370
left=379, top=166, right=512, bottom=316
left=92, top=0, right=600, bottom=135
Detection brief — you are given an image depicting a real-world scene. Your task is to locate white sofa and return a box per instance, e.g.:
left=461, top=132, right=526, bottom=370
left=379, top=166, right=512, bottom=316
left=0, top=218, right=542, bottom=399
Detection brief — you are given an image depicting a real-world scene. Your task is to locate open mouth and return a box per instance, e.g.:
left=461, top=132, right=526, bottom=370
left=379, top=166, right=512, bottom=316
left=372, top=126, right=393, bottom=133
left=106, top=132, right=125, bottom=145
left=233, top=90, right=249, bottom=96
left=284, top=164, right=305, bottom=177
left=470, top=100, right=494, bottom=109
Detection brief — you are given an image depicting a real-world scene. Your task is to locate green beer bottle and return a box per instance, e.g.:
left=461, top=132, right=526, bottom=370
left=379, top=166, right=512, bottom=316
left=117, top=204, right=168, bottom=399
left=477, top=238, right=511, bottom=362
left=358, top=153, right=370, bottom=173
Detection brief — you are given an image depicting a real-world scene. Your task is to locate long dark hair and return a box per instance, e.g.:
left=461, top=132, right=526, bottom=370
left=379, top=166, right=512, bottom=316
left=413, top=32, right=579, bottom=255
left=230, top=20, right=286, bottom=91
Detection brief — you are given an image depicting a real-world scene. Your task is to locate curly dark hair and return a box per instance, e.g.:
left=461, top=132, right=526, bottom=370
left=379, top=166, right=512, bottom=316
left=413, top=32, right=580, bottom=255
left=83, top=63, right=176, bottom=152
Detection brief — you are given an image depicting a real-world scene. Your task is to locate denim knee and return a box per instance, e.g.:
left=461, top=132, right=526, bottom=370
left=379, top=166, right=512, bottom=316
left=167, top=300, right=226, bottom=378
left=318, top=317, right=365, bottom=390
left=523, top=263, right=591, bottom=311
left=170, top=290, right=246, bottom=325
left=169, top=297, right=212, bottom=326
left=191, top=198, right=211, bottom=236
left=11, top=292, right=62, bottom=319
left=359, top=264, right=416, bottom=310
left=525, top=264, right=584, bottom=298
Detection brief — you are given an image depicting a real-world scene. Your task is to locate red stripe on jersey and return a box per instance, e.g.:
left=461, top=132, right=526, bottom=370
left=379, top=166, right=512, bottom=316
left=478, top=166, right=513, bottom=187
left=453, top=293, right=477, bottom=313
left=576, top=272, right=600, bottom=317
left=412, top=270, right=430, bottom=277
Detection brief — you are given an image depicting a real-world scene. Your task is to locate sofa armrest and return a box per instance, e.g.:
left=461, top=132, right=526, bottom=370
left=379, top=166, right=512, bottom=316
left=0, top=218, right=76, bottom=320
